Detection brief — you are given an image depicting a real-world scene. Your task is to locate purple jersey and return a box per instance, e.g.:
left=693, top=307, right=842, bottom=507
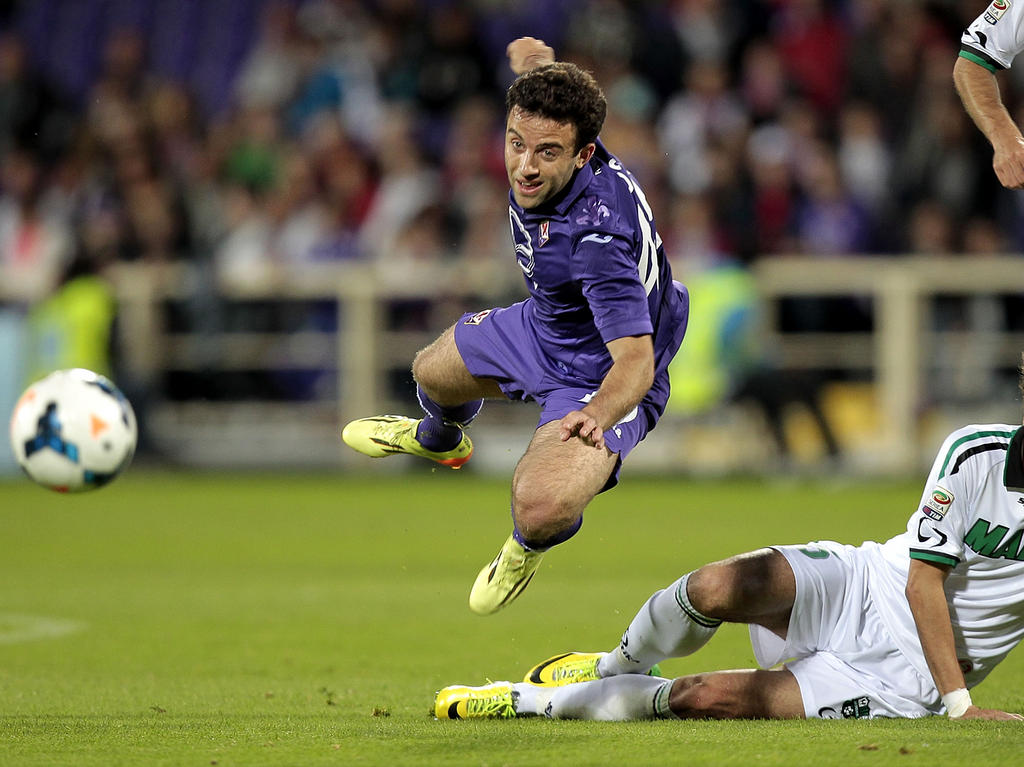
left=507, top=139, right=687, bottom=384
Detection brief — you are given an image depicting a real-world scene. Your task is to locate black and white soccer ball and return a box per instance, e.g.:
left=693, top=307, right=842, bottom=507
left=8, top=369, right=137, bottom=492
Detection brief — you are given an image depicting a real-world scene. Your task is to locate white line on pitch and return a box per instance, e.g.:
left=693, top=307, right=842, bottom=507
left=0, top=614, right=86, bottom=644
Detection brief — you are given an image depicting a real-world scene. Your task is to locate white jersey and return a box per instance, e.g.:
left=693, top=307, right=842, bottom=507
left=864, top=424, right=1024, bottom=689
left=961, top=0, right=1024, bottom=71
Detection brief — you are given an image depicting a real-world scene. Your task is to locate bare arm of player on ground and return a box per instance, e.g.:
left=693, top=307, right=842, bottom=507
left=559, top=335, right=654, bottom=451
left=954, top=56, right=1024, bottom=189
left=906, top=559, right=1023, bottom=720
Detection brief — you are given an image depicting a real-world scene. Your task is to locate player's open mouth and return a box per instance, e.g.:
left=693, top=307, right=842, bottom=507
left=517, top=179, right=542, bottom=195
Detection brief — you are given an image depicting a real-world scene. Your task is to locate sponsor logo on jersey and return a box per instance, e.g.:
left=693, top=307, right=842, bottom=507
left=841, top=696, right=872, bottom=719
left=922, top=485, right=954, bottom=520
left=985, top=0, right=1010, bottom=24
left=464, top=309, right=493, bottom=326
left=538, top=220, right=550, bottom=247
left=964, top=517, right=1024, bottom=560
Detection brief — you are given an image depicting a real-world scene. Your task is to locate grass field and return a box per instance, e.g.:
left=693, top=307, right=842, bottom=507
left=1, top=467, right=1023, bottom=766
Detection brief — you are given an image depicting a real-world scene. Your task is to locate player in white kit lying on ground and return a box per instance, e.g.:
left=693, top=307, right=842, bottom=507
left=436, top=371, right=1024, bottom=721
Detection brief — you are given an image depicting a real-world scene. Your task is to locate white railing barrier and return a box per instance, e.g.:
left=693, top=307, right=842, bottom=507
left=2, top=255, right=1021, bottom=472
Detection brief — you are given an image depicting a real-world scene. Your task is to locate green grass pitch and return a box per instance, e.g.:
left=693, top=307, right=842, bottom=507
left=1, top=468, right=1022, bottom=766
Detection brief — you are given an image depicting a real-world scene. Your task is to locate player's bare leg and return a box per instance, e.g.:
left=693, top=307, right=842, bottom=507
left=510, top=420, right=618, bottom=543
left=341, top=325, right=501, bottom=468
left=667, top=668, right=803, bottom=718
left=411, top=325, right=505, bottom=405
left=469, top=420, right=618, bottom=615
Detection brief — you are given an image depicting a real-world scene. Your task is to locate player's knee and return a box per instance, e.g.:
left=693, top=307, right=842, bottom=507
left=686, top=563, right=737, bottom=617
left=512, top=483, right=580, bottom=542
left=687, top=549, right=782, bottom=618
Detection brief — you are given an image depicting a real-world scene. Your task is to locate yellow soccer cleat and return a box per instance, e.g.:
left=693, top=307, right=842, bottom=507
left=434, top=682, right=518, bottom=719
left=524, top=652, right=664, bottom=686
left=469, top=534, right=545, bottom=615
left=341, top=415, right=472, bottom=469
left=524, top=652, right=603, bottom=686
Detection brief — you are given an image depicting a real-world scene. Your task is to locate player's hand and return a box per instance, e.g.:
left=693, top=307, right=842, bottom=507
left=559, top=410, right=606, bottom=450
left=507, top=37, right=555, bottom=75
left=992, top=138, right=1024, bottom=189
left=956, top=705, right=1024, bottom=721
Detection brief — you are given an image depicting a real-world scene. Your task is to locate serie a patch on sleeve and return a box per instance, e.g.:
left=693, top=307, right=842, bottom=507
left=922, top=485, right=954, bottom=520
left=985, top=0, right=1011, bottom=24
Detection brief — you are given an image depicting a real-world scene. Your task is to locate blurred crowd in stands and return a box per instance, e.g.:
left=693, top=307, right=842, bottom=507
left=0, top=0, right=1021, bottom=410
left=0, top=0, right=1017, bottom=300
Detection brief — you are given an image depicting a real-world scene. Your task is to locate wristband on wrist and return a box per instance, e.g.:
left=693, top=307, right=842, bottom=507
left=943, top=688, right=972, bottom=718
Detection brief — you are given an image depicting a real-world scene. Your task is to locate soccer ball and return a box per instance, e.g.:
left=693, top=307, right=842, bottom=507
left=8, top=369, right=137, bottom=492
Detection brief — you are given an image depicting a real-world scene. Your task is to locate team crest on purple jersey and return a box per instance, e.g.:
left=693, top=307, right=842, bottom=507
left=464, top=309, right=493, bottom=325
left=539, top=220, right=550, bottom=247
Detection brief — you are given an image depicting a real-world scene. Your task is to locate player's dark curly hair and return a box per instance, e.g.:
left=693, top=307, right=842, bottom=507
left=506, top=62, right=607, bottom=153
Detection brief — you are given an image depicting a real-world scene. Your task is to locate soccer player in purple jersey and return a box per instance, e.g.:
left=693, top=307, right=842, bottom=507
left=343, top=38, right=689, bottom=615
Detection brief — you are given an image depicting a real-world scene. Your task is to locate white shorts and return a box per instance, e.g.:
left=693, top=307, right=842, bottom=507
left=748, top=541, right=940, bottom=719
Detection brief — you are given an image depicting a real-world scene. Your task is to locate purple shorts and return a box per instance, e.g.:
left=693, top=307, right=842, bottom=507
left=453, top=300, right=670, bottom=490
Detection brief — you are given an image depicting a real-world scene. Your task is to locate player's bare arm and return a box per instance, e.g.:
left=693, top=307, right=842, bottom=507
left=906, top=559, right=1023, bottom=721
left=954, top=56, right=1024, bottom=189
left=507, top=37, right=555, bottom=75
left=559, top=335, right=654, bottom=451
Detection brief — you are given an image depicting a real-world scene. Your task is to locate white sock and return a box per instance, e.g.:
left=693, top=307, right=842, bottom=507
left=511, top=682, right=552, bottom=717
left=598, top=572, right=721, bottom=677
left=536, top=676, right=675, bottom=721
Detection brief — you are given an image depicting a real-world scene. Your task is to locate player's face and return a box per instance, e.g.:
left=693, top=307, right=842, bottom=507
left=504, top=106, right=594, bottom=209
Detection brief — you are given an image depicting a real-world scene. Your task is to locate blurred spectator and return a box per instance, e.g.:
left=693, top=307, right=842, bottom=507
left=662, top=192, right=729, bottom=276
left=658, top=60, right=748, bottom=195
left=0, top=32, right=73, bottom=160
left=214, top=181, right=273, bottom=291
left=740, top=39, right=789, bottom=124
left=771, top=0, right=848, bottom=116
left=358, top=105, right=439, bottom=264
left=745, top=123, right=797, bottom=254
left=897, top=64, right=982, bottom=221
left=906, top=199, right=956, bottom=255
left=309, top=119, right=374, bottom=261
left=836, top=101, right=892, bottom=221
left=0, top=149, right=71, bottom=299
left=235, top=2, right=304, bottom=111
left=24, top=251, right=115, bottom=385
left=669, top=0, right=738, bottom=66
left=793, top=142, right=872, bottom=256
left=267, top=146, right=339, bottom=268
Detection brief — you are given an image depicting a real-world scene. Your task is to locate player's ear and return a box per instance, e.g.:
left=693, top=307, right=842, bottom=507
left=575, top=142, right=596, bottom=168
